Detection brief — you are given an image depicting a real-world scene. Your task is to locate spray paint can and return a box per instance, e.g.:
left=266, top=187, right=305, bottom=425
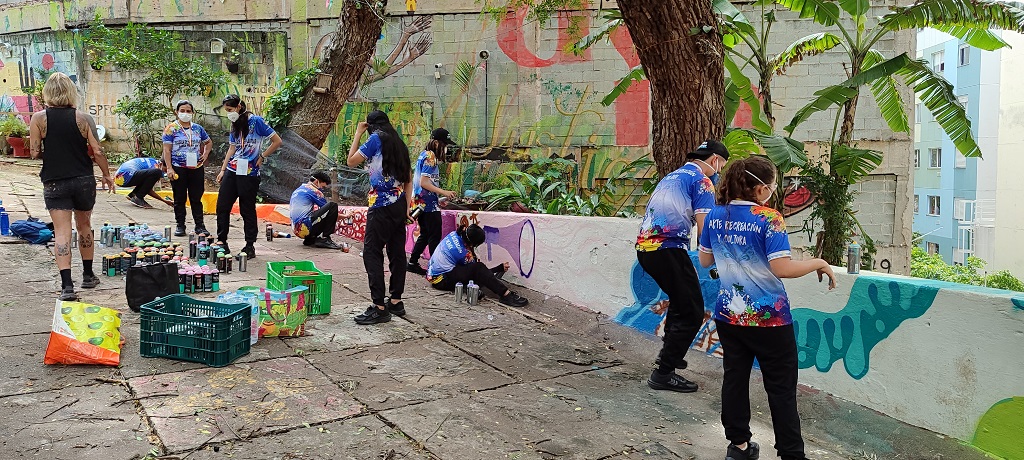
left=0, top=212, right=10, bottom=236
left=847, top=241, right=861, bottom=275
left=197, top=244, right=208, bottom=266
left=71, top=229, right=78, bottom=248
left=203, top=268, right=213, bottom=293
left=266, top=223, right=274, bottom=241
left=164, top=226, right=172, bottom=241
left=184, top=268, right=194, bottom=293
left=217, top=252, right=226, bottom=272
left=454, top=282, right=465, bottom=303
left=194, top=271, right=204, bottom=293
left=224, top=253, right=233, bottom=274
left=178, top=269, right=186, bottom=293
left=236, top=252, right=248, bottom=272
left=467, top=282, right=479, bottom=306
left=189, top=238, right=197, bottom=259
left=102, top=255, right=111, bottom=276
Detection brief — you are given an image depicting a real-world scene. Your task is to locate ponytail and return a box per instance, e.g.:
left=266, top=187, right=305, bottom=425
left=716, top=156, right=776, bottom=205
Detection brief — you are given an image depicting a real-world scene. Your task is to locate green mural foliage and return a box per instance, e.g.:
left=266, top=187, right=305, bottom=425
left=972, top=397, right=1024, bottom=459
left=322, top=101, right=434, bottom=161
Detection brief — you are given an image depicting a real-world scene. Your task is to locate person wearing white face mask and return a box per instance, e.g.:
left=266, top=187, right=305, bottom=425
left=214, top=94, right=282, bottom=258
left=162, top=100, right=213, bottom=236
left=635, top=139, right=728, bottom=393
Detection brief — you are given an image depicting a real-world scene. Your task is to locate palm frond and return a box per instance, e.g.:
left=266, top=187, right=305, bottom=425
left=775, top=0, right=842, bottom=27
left=769, top=32, right=842, bottom=75
left=724, top=77, right=742, bottom=125
left=745, top=129, right=808, bottom=172
left=863, top=50, right=909, bottom=134
left=896, top=57, right=981, bottom=157
left=723, top=129, right=760, bottom=161
left=601, top=65, right=646, bottom=106
left=879, top=0, right=1024, bottom=50
left=453, top=60, right=477, bottom=94
left=838, top=0, right=869, bottom=17
left=714, top=0, right=757, bottom=36
left=832, top=144, right=883, bottom=182
left=724, top=53, right=772, bottom=133
left=568, top=9, right=623, bottom=56
left=931, top=24, right=1008, bottom=51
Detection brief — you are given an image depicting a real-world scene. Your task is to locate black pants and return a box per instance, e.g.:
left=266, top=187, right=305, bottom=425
left=636, top=248, right=705, bottom=370
left=216, top=171, right=260, bottom=244
left=716, top=321, right=805, bottom=460
left=171, top=165, right=205, bottom=229
left=124, top=168, right=163, bottom=200
left=430, top=261, right=508, bottom=296
left=303, top=202, right=339, bottom=244
left=363, top=199, right=407, bottom=306
left=410, top=211, right=442, bottom=263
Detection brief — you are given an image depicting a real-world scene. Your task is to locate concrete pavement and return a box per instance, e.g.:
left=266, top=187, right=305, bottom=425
left=0, top=159, right=991, bottom=460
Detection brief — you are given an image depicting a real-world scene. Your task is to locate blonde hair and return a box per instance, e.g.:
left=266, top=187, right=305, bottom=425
left=42, top=72, right=79, bottom=108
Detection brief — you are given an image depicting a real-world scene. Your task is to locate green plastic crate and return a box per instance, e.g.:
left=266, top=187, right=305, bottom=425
left=266, top=261, right=333, bottom=314
left=266, top=260, right=333, bottom=313
left=140, top=294, right=251, bottom=367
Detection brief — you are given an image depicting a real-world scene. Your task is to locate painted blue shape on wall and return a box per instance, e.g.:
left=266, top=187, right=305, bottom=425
left=614, top=251, right=720, bottom=335
left=1012, top=298, right=1024, bottom=310
left=792, top=277, right=939, bottom=379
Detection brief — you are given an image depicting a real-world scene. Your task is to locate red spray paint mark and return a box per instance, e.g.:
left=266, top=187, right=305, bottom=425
left=497, top=7, right=591, bottom=67
left=41, top=54, right=54, bottom=71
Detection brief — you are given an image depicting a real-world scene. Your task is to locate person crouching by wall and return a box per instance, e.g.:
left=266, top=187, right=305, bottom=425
left=407, top=128, right=458, bottom=275
left=347, top=110, right=412, bottom=325
left=697, top=155, right=836, bottom=460
left=289, top=171, right=342, bottom=249
left=426, top=224, right=528, bottom=308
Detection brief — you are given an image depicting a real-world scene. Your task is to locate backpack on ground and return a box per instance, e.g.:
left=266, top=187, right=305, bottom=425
left=11, top=218, right=54, bottom=244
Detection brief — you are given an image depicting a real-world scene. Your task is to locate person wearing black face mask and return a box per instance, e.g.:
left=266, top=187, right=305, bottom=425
left=635, top=139, right=729, bottom=394
left=289, top=171, right=341, bottom=249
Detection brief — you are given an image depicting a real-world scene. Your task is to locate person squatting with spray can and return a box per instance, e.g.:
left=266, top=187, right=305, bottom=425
left=425, top=224, right=528, bottom=308
left=635, top=140, right=727, bottom=393
left=697, top=155, right=837, bottom=460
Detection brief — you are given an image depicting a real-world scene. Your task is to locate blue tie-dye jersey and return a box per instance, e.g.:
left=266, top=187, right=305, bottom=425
left=636, top=163, right=715, bottom=251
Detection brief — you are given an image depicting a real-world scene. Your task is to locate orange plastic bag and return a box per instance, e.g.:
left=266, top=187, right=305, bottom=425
left=44, top=300, right=123, bottom=366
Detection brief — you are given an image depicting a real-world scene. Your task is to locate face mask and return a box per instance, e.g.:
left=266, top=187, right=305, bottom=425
left=745, top=170, right=775, bottom=205
left=697, top=157, right=721, bottom=185
left=177, top=112, right=193, bottom=123
left=226, top=111, right=240, bottom=122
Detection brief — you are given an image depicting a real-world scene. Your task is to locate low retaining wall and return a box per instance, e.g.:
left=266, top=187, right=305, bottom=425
left=329, top=206, right=1022, bottom=459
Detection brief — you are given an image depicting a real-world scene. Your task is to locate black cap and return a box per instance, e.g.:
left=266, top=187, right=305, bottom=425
left=222, top=94, right=241, bottom=106
left=431, top=128, right=457, bottom=146
left=693, top=139, right=729, bottom=160
left=366, top=110, right=389, bottom=126
left=465, top=224, right=486, bottom=247
left=311, top=171, right=331, bottom=185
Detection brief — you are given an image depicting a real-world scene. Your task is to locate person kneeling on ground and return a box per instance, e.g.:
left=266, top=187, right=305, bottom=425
left=115, top=156, right=174, bottom=209
left=426, top=223, right=528, bottom=307
left=289, top=171, right=342, bottom=249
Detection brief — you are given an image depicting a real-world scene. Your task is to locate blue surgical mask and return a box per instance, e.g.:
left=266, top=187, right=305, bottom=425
left=709, top=172, right=721, bottom=185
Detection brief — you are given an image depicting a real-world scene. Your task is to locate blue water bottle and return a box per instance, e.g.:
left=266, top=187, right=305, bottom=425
left=0, top=212, right=10, bottom=236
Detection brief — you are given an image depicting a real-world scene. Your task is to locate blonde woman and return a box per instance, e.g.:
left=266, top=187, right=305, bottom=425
left=28, top=72, right=115, bottom=301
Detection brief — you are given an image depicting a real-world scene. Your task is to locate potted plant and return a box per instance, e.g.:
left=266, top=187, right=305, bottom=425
left=0, top=116, right=30, bottom=158
left=224, top=49, right=241, bottom=74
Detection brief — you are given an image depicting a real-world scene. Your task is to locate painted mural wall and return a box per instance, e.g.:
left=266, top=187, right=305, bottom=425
left=331, top=206, right=1022, bottom=459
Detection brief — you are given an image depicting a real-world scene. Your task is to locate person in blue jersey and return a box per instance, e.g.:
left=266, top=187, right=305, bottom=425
left=698, top=155, right=836, bottom=460
left=115, top=157, right=174, bottom=209
left=407, top=128, right=458, bottom=275
left=426, top=224, right=528, bottom=307
left=289, top=171, right=341, bottom=249
left=347, top=110, right=413, bottom=325
left=636, top=140, right=726, bottom=393
left=215, top=94, right=282, bottom=259
left=162, top=100, right=213, bottom=236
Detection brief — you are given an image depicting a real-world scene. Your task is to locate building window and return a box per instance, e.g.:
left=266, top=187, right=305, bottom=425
left=927, top=242, right=940, bottom=254
left=916, top=103, right=922, bottom=123
left=955, top=152, right=967, bottom=168
left=962, top=228, right=974, bottom=251
left=914, top=194, right=919, bottom=213
left=929, top=148, right=942, bottom=168
left=932, top=50, right=945, bottom=72
left=929, top=195, right=941, bottom=215
left=915, top=149, right=920, bottom=168
left=959, top=44, right=970, bottom=66
left=954, top=198, right=965, bottom=220
left=958, top=94, right=969, bottom=115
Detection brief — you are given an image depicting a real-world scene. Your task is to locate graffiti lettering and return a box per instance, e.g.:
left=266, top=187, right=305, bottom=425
left=497, top=7, right=590, bottom=68
left=88, top=105, right=117, bottom=116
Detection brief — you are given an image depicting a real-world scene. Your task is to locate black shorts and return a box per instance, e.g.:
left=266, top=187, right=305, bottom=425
left=43, top=176, right=97, bottom=211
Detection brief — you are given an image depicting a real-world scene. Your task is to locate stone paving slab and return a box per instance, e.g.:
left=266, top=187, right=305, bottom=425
left=283, top=305, right=432, bottom=354
left=0, top=383, right=154, bottom=460
left=0, top=332, right=122, bottom=397
left=188, top=414, right=433, bottom=460
left=403, top=294, right=538, bottom=336
left=447, top=321, right=624, bottom=382
left=307, top=337, right=516, bottom=411
left=128, top=356, right=363, bottom=453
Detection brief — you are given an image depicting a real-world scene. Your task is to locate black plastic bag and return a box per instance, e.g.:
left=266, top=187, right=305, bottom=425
left=126, top=262, right=179, bottom=312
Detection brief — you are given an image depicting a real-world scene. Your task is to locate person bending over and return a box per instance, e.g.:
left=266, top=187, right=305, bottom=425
left=115, top=157, right=173, bottom=209
left=289, top=171, right=341, bottom=249
left=426, top=224, right=528, bottom=308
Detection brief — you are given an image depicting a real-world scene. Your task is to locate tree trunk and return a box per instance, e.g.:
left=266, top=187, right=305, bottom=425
left=288, top=0, right=388, bottom=149
left=617, top=0, right=724, bottom=178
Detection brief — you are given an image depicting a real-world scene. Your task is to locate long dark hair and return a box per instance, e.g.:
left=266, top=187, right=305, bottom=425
left=717, top=155, right=776, bottom=205
left=457, top=224, right=485, bottom=260
left=424, top=139, right=443, bottom=156
left=223, top=95, right=250, bottom=140
left=369, top=116, right=411, bottom=183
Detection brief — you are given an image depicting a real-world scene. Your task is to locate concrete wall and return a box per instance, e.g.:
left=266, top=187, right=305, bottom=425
left=992, top=32, right=1024, bottom=277
left=333, top=207, right=1023, bottom=459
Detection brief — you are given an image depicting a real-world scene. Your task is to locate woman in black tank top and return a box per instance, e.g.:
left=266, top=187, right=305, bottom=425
left=28, top=72, right=115, bottom=301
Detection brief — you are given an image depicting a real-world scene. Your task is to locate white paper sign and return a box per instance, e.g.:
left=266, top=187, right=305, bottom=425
left=186, top=151, right=198, bottom=167
left=236, top=158, right=249, bottom=176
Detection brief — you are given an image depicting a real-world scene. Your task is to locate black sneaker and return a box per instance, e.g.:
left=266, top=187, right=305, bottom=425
left=313, top=237, right=342, bottom=249
left=242, top=245, right=256, bottom=259
left=59, top=286, right=79, bottom=301
left=128, top=194, right=152, bottom=209
left=725, top=441, right=760, bottom=460
left=194, top=225, right=208, bottom=236
left=647, top=370, right=699, bottom=393
left=354, top=306, right=391, bottom=325
left=81, top=274, right=101, bottom=289
left=385, top=298, right=406, bottom=316
left=406, top=262, right=427, bottom=275
left=174, top=225, right=187, bottom=237
left=499, top=291, right=528, bottom=307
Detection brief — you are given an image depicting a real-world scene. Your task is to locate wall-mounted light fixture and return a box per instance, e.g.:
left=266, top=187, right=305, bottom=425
left=210, top=38, right=226, bottom=55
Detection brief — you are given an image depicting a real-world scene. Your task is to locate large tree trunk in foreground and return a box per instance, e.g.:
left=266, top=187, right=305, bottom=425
left=288, top=0, right=388, bottom=148
left=617, top=0, right=724, bottom=177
